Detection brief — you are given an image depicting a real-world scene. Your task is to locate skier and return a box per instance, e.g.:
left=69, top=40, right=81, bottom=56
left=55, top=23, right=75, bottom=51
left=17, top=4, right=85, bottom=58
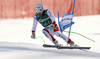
left=31, top=4, right=77, bottom=47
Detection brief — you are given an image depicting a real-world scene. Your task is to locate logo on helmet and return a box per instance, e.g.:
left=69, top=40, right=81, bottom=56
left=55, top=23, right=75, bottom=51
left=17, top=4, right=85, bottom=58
left=37, top=6, right=41, bottom=9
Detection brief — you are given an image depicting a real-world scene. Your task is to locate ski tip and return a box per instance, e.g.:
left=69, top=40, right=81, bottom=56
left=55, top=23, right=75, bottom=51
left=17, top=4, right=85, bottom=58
left=43, top=44, right=46, bottom=47
left=57, top=46, right=60, bottom=49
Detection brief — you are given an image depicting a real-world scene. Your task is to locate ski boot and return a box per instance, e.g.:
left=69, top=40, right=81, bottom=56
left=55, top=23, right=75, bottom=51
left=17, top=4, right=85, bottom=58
left=54, top=40, right=61, bottom=47
left=70, top=41, right=78, bottom=47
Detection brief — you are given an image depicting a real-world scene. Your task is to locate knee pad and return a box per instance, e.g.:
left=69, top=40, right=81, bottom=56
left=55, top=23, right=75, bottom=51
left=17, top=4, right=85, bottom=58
left=42, top=29, right=49, bottom=38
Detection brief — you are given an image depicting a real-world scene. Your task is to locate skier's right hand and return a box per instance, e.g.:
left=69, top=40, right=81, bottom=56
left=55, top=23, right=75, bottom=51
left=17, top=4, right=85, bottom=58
left=49, top=24, right=55, bottom=30
left=31, top=33, right=35, bottom=39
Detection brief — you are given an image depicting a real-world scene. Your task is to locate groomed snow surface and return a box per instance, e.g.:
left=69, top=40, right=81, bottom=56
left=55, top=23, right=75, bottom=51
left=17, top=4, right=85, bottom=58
left=0, top=15, right=100, bottom=59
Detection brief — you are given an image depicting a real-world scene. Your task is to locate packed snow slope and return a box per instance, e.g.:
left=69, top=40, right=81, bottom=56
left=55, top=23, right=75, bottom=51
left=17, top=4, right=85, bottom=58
left=0, top=15, right=100, bottom=59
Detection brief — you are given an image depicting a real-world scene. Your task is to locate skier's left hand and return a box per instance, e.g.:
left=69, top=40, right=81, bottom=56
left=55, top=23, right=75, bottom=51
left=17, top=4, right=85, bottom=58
left=31, top=33, right=35, bottom=39
left=49, top=24, right=55, bottom=30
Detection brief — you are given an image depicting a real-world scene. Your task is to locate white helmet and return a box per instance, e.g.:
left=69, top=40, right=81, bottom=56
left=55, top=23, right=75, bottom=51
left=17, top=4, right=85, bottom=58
left=35, top=4, right=44, bottom=13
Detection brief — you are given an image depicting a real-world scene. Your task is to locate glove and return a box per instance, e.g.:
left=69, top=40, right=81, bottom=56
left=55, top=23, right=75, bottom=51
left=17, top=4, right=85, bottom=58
left=49, top=24, right=55, bottom=30
left=31, top=33, right=35, bottom=39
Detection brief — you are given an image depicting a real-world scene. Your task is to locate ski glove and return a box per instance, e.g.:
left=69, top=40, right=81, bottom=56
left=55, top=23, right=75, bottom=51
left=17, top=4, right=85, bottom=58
left=49, top=24, right=55, bottom=30
left=31, top=33, right=35, bottom=39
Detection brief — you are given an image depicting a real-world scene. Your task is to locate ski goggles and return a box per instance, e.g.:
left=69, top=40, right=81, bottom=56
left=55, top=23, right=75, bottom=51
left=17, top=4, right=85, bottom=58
left=36, top=9, right=43, bottom=13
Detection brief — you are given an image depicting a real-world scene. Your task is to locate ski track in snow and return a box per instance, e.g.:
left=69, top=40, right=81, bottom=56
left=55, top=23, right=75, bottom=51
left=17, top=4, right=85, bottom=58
left=0, top=42, right=100, bottom=59
left=0, top=15, right=100, bottom=59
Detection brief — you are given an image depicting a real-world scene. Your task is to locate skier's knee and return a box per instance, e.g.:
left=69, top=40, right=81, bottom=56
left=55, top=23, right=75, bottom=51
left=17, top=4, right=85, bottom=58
left=55, top=31, right=61, bottom=37
left=42, top=29, right=47, bottom=35
left=42, top=29, right=50, bottom=33
left=42, top=29, right=50, bottom=38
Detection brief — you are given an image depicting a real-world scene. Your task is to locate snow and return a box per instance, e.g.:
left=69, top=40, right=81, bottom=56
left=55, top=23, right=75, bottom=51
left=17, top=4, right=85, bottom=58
left=0, top=15, right=100, bottom=59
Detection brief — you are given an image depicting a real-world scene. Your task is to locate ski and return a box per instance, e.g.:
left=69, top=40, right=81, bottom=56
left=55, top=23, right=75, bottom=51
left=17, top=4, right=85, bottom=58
left=43, top=44, right=91, bottom=49
left=43, top=44, right=57, bottom=48
left=57, top=46, right=91, bottom=49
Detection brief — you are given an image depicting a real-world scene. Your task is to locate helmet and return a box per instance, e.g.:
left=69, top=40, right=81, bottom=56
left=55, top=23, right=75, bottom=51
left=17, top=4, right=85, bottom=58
left=35, top=4, right=44, bottom=13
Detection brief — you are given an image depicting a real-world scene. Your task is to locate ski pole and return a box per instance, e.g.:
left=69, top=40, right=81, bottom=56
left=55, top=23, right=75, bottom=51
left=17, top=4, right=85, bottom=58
left=36, top=36, right=45, bottom=42
left=64, top=31, right=95, bottom=42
